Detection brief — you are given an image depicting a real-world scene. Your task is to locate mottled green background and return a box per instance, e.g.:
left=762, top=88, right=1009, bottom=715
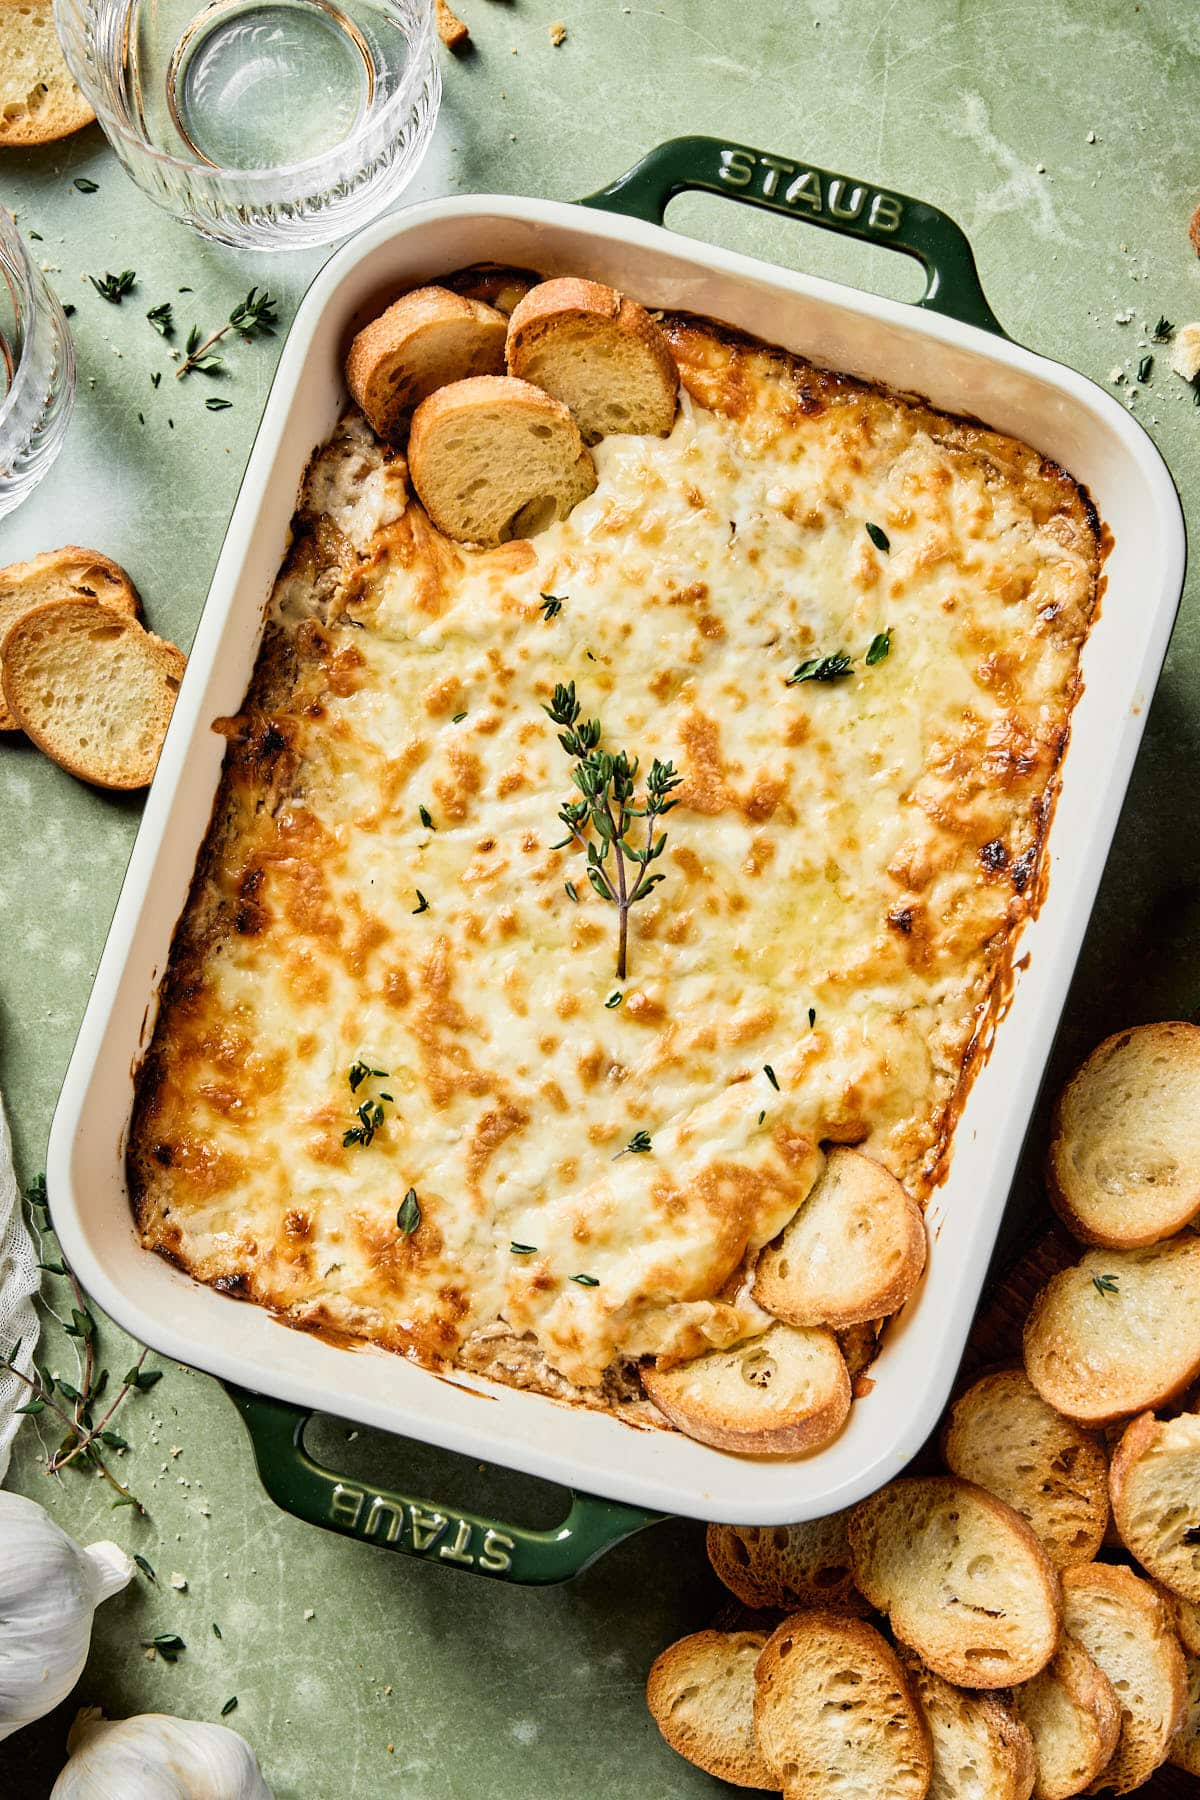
left=1, top=1, right=1198, bottom=1794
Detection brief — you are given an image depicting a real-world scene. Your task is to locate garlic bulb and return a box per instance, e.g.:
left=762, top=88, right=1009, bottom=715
left=0, top=1492, right=133, bottom=1741
left=52, top=1709, right=275, bottom=1799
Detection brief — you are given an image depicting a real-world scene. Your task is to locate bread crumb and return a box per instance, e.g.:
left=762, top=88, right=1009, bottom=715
left=549, top=19, right=566, bottom=44
left=170, top=1572, right=187, bottom=1590
left=1086, top=129, right=1097, bottom=143
left=1109, top=367, right=1124, bottom=383
left=304, top=1607, right=316, bottom=1621
left=435, top=0, right=469, bottom=49
left=1169, top=323, right=1200, bottom=383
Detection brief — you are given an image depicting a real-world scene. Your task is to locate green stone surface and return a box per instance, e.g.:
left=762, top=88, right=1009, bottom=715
left=1, top=1, right=1198, bottom=1793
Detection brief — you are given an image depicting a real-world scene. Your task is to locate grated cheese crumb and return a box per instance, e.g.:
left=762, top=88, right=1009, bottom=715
left=549, top=19, right=566, bottom=43
left=170, top=1572, right=188, bottom=1590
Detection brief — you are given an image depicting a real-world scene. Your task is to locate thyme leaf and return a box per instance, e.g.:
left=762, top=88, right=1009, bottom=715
left=787, top=652, right=853, bottom=685
left=1092, top=1273, right=1120, bottom=1296
left=89, top=269, right=136, bottom=304
left=865, top=629, right=891, bottom=666
left=866, top=521, right=891, bottom=553
left=397, top=1188, right=421, bottom=1236
left=569, top=1273, right=600, bottom=1287
left=539, top=592, right=565, bottom=621
left=146, top=301, right=174, bottom=338
left=615, top=1129, right=652, bottom=1158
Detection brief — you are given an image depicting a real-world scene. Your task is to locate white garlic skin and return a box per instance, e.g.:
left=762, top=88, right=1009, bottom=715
left=0, top=1492, right=133, bottom=1741
left=52, top=1710, right=275, bottom=1799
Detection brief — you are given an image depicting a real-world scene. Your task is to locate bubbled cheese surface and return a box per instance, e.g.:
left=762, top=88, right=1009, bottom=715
left=130, top=315, right=1098, bottom=1394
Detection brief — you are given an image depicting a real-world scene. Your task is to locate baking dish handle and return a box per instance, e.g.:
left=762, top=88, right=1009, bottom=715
left=580, top=134, right=1006, bottom=339
left=227, top=1386, right=661, bottom=1584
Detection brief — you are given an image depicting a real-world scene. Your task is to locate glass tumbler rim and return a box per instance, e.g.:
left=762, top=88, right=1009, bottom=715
left=0, top=208, right=72, bottom=449
left=53, top=0, right=437, bottom=197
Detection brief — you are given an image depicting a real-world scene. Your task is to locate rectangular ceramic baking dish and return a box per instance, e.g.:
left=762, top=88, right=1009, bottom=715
left=48, top=137, right=1185, bottom=1583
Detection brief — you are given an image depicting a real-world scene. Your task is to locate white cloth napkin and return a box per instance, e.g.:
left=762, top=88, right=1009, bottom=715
left=0, top=1093, right=40, bottom=1483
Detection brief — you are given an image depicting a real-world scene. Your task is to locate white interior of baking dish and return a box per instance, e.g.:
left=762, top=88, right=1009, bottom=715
left=49, top=197, right=1185, bottom=1525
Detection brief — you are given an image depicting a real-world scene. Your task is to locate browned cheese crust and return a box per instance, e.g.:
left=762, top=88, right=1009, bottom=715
left=128, top=306, right=1102, bottom=1417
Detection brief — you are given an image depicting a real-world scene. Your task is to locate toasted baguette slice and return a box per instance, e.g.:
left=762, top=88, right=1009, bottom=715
left=0, top=547, right=141, bottom=730
left=942, top=1370, right=1110, bottom=1569
left=505, top=277, right=678, bottom=443
left=1170, top=1650, right=1200, bottom=1776
left=1157, top=1588, right=1200, bottom=1657
left=1, top=602, right=185, bottom=790
left=407, top=376, right=596, bottom=546
left=1109, top=1410, right=1200, bottom=1603
left=752, top=1147, right=927, bottom=1329
left=1060, top=1562, right=1187, bottom=1794
left=848, top=1477, right=1062, bottom=1689
left=706, top=1510, right=868, bottom=1615
left=901, top=1652, right=1036, bottom=1800
left=1047, top=1025, right=1200, bottom=1247
left=753, top=1611, right=932, bottom=1799
left=641, top=1321, right=850, bottom=1457
left=1013, top=1635, right=1122, bottom=1800
left=646, top=1629, right=777, bottom=1789
left=346, top=286, right=508, bottom=444
left=1023, top=1239, right=1200, bottom=1426
left=0, top=0, right=94, bottom=144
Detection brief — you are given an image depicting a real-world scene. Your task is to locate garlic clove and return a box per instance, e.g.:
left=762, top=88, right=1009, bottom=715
left=54, top=1710, right=276, bottom=1798
left=83, top=1542, right=136, bottom=1605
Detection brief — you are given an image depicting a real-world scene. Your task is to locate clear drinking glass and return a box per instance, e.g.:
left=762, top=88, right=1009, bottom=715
left=0, top=210, right=76, bottom=522
left=53, top=0, right=440, bottom=250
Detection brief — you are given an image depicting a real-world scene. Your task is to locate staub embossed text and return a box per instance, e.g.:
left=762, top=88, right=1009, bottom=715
left=329, top=1483, right=516, bottom=1572
left=716, top=146, right=904, bottom=232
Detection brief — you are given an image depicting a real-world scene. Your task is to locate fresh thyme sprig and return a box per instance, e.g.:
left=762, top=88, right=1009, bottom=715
left=175, top=287, right=278, bottom=380
left=614, top=1129, right=653, bottom=1159
left=2, top=1175, right=152, bottom=1512
left=1092, top=1272, right=1120, bottom=1296
left=544, top=681, right=682, bottom=981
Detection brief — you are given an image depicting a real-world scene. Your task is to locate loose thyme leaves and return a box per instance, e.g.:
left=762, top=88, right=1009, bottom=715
left=565, top=880, right=579, bottom=902
left=808, top=1007, right=816, bottom=1028
left=344, top=1099, right=386, bottom=1149
left=151, top=371, right=162, bottom=389
left=539, top=592, right=565, bottom=620
left=221, top=1697, right=238, bottom=1717
left=1152, top=316, right=1174, bottom=342
left=412, top=890, right=430, bottom=914
left=397, top=1188, right=421, bottom=1236
left=865, top=629, right=891, bottom=666
left=569, top=1273, right=600, bottom=1287
left=144, top=1634, right=186, bottom=1663
left=212, top=1622, right=223, bottom=1640
left=205, top=397, right=232, bottom=412
left=146, top=301, right=174, bottom=338
left=73, top=177, right=99, bottom=193
left=133, top=1554, right=157, bottom=1583
left=89, top=269, right=136, bottom=303
left=452, top=711, right=468, bottom=724
left=615, top=1129, right=652, bottom=1158
left=510, top=1242, right=538, bottom=1255
left=763, top=1064, right=780, bottom=1091
left=348, top=1060, right=388, bottom=1092
left=605, top=991, right=622, bottom=1008
left=787, top=653, right=853, bottom=685
left=1092, top=1273, right=1120, bottom=1296
left=758, top=1110, right=766, bottom=1125
left=1136, top=354, right=1153, bottom=385
left=544, top=680, right=682, bottom=981
left=866, top=521, right=891, bottom=553
left=419, top=804, right=435, bottom=830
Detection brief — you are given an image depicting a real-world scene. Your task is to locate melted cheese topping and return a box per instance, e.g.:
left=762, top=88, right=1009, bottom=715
left=131, top=316, right=1098, bottom=1394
